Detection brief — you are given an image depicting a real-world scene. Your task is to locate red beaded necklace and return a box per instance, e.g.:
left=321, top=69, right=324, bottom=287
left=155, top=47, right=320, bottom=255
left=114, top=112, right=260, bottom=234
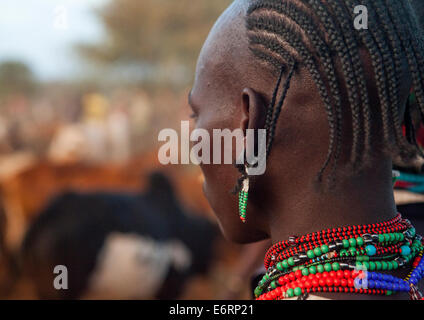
left=264, top=214, right=406, bottom=269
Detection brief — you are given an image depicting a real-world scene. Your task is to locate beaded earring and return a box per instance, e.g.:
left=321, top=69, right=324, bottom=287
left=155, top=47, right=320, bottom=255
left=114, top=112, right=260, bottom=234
left=238, top=170, right=249, bottom=223
left=392, top=170, right=400, bottom=186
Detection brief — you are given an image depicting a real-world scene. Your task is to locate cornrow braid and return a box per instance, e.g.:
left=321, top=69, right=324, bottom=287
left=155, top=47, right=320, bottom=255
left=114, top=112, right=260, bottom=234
left=371, top=0, right=408, bottom=156
left=410, top=0, right=424, bottom=30
left=305, top=0, right=363, bottom=177
left=366, top=0, right=416, bottom=160
left=245, top=0, right=424, bottom=187
left=386, top=0, right=424, bottom=160
left=248, top=0, right=344, bottom=184
left=396, top=1, right=424, bottom=117
left=247, top=8, right=338, bottom=183
left=329, top=0, right=371, bottom=165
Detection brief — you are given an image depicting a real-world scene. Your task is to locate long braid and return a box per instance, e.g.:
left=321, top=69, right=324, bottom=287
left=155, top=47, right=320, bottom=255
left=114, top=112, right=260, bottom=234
left=377, top=0, right=418, bottom=159
left=386, top=0, right=424, bottom=159
left=305, top=0, right=362, bottom=175
left=330, top=0, right=372, bottom=165
left=266, top=62, right=297, bottom=156
left=368, top=0, right=415, bottom=159
left=264, top=64, right=286, bottom=145
left=397, top=0, right=424, bottom=119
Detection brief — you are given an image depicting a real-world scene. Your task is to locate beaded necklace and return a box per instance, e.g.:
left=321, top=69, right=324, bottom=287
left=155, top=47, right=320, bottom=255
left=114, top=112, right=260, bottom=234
left=255, top=214, right=424, bottom=300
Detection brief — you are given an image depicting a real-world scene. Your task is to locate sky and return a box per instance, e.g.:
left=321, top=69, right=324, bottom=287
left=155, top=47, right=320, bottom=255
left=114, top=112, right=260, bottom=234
left=0, top=0, right=108, bottom=81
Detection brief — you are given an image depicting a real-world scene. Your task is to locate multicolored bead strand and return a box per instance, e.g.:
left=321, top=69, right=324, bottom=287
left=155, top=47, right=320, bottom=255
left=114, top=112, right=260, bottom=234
left=256, top=215, right=424, bottom=300
left=264, top=214, right=407, bottom=269
left=238, top=177, right=249, bottom=223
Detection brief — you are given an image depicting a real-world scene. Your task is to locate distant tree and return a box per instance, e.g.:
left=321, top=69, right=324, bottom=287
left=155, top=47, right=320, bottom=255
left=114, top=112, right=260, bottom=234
left=77, top=0, right=231, bottom=84
left=0, top=61, right=36, bottom=96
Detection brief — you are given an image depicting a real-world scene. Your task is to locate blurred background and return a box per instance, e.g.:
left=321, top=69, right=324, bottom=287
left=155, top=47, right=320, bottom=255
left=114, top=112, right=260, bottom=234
left=0, top=0, right=270, bottom=300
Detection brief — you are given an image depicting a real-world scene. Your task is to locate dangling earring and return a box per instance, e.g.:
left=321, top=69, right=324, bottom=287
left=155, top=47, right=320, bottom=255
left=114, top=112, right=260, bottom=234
left=392, top=170, right=400, bottom=186
left=239, top=168, right=249, bottom=223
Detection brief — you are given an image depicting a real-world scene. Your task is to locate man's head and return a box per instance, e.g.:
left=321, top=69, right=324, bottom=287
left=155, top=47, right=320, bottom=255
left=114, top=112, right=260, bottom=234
left=190, top=0, right=424, bottom=243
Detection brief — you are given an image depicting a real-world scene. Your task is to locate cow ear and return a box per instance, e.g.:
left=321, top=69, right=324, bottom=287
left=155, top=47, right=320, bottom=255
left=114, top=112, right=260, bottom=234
left=145, top=171, right=176, bottom=202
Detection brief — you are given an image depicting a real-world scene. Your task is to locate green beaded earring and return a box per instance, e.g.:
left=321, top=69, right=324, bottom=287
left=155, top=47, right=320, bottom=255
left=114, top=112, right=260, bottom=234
left=239, top=168, right=249, bottom=223
left=392, top=170, right=400, bottom=186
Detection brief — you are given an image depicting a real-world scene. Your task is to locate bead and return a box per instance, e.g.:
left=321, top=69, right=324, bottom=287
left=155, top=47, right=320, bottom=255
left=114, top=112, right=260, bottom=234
left=321, top=245, right=329, bottom=254
left=314, top=247, right=322, bottom=257
left=254, top=287, right=262, bottom=297
left=277, top=262, right=284, bottom=271
left=400, top=245, right=411, bottom=256
left=259, top=215, right=420, bottom=300
left=356, top=237, right=364, bottom=246
left=286, top=288, right=294, bottom=298
left=332, top=262, right=340, bottom=271
left=324, top=263, right=332, bottom=272
left=294, top=287, right=302, bottom=296
left=342, top=239, right=350, bottom=248
left=365, top=245, right=377, bottom=256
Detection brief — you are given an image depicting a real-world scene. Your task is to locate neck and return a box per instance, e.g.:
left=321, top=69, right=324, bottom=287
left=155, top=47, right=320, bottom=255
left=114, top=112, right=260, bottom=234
left=266, top=159, right=397, bottom=244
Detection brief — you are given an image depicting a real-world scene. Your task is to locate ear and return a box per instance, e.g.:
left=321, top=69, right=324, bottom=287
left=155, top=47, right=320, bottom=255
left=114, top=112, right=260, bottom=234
left=240, top=88, right=267, bottom=133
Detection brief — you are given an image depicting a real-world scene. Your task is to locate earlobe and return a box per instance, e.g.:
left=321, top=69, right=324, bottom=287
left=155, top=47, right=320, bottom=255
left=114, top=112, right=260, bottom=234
left=240, top=88, right=267, bottom=133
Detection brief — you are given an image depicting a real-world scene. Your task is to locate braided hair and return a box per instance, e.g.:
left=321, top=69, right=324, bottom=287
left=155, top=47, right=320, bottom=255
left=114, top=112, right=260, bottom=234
left=410, top=0, right=424, bottom=30
left=244, top=0, right=424, bottom=188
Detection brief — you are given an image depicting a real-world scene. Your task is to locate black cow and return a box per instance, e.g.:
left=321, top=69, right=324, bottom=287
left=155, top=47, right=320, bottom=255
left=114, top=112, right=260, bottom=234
left=21, top=172, right=217, bottom=299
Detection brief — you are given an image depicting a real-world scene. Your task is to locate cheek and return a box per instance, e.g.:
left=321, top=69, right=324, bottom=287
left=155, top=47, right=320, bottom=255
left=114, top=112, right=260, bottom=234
left=195, top=110, right=238, bottom=198
left=194, top=110, right=239, bottom=226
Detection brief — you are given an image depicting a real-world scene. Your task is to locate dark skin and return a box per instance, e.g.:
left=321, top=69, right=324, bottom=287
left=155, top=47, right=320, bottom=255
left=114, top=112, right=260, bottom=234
left=189, top=0, right=422, bottom=299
